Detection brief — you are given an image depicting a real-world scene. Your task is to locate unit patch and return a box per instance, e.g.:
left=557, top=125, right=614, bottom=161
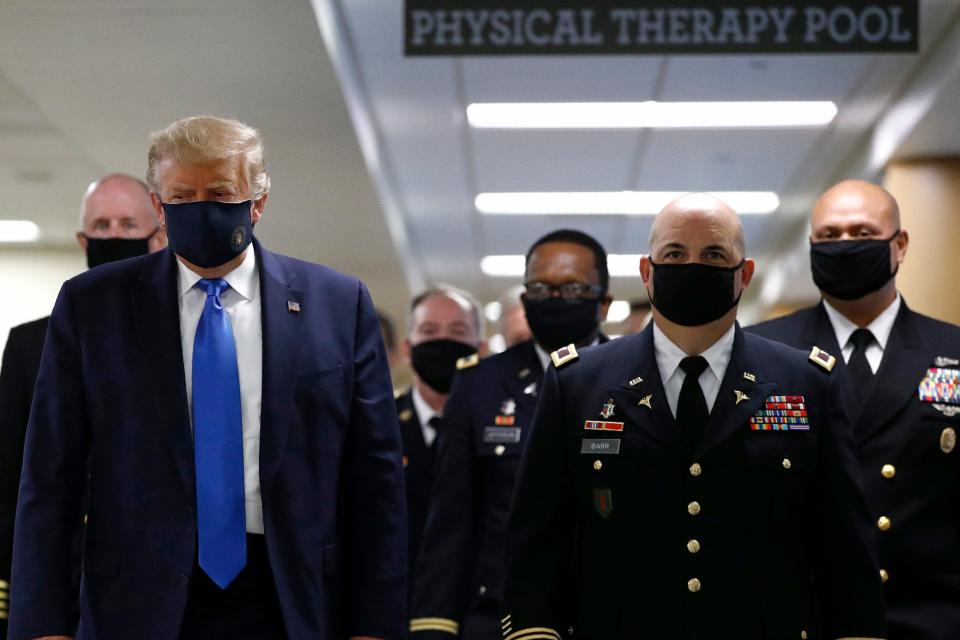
left=918, top=367, right=960, bottom=405
left=593, top=488, right=613, bottom=518
left=750, top=395, right=810, bottom=431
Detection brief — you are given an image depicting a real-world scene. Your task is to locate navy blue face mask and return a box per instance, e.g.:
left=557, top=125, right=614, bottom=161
left=162, top=200, right=254, bottom=269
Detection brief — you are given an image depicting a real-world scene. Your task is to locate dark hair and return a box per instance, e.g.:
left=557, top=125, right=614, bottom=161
left=525, top=229, right=609, bottom=292
left=376, top=310, right=396, bottom=352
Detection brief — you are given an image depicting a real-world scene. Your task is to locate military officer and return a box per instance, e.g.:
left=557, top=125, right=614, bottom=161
left=410, top=230, right=613, bottom=639
left=501, top=194, right=886, bottom=640
left=396, top=285, right=484, bottom=593
left=749, top=180, right=960, bottom=640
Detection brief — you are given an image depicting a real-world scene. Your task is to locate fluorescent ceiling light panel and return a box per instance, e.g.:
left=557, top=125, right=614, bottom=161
left=467, top=101, right=838, bottom=129
left=0, top=220, right=40, bottom=242
left=476, top=191, right=779, bottom=215
left=481, top=254, right=644, bottom=278
left=606, top=300, right=631, bottom=323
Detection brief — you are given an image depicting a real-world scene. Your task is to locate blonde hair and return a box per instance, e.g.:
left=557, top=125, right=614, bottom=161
left=147, top=116, right=270, bottom=198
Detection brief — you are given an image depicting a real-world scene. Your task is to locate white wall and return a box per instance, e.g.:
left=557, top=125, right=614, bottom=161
left=0, top=248, right=85, bottom=351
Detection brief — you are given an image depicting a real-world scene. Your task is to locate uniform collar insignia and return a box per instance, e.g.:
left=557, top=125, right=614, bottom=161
left=734, top=390, right=749, bottom=405
left=638, top=394, right=653, bottom=409
left=742, top=372, right=756, bottom=383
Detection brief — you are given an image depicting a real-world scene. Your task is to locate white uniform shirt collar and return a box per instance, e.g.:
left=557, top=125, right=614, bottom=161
left=411, top=384, right=440, bottom=426
left=176, top=247, right=257, bottom=301
left=653, top=322, right=736, bottom=386
left=822, top=293, right=901, bottom=352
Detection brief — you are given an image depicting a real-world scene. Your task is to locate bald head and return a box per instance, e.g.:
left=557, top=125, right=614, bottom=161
left=76, top=173, right=166, bottom=254
left=811, top=180, right=900, bottom=240
left=649, top=193, right=746, bottom=262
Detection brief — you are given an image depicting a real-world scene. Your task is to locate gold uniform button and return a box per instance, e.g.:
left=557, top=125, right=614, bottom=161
left=687, top=578, right=701, bottom=592
left=479, top=584, right=487, bottom=595
left=687, top=539, right=701, bottom=554
left=782, top=458, right=792, bottom=470
left=593, top=459, right=603, bottom=471
left=689, top=463, right=702, bottom=477
left=880, top=569, right=889, bottom=583
left=881, top=464, right=896, bottom=479
left=801, top=631, right=808, bottom=640
left=878, top=515, right=892, bottom=531
left=688, top=501, right=701, bottom=516
left=494, top=445, right=506, bottom=456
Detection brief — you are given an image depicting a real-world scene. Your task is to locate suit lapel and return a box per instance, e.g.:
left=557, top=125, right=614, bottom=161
left=695, top=327, right=777, bottom=460
left=854, top=304, right=928, bottom=443
left=256, top=242, right=305, bottom=496
left=606, top=327, right=683, bottom=454
left=132, top=249, right=194, bottom=498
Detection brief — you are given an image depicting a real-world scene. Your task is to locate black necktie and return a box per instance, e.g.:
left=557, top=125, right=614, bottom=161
left=678, top=356, right=710, bottom=453
left=847, top=328, right=876, bottom=407
left=428, top=416, right=442, bottom=431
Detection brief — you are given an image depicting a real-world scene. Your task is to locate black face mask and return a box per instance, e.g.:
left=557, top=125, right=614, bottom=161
left=649, top=260, right=744, bottom=327
left=810, top=231, right=899, bottom=301
left=522, top=296, right=602, bottom=353
left=162, top=200, right=254, bottom=269
left=410, top=339, right=478, bottom=394
left=84, top=230, right=156, bottom=269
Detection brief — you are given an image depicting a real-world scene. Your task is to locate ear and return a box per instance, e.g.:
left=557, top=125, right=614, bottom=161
left=639, top=256, right=652, bottom=288
left=76, top=232, right=88, bottom=251
left=150, top=191, right=165, bottom=228
left=251, top=192, right=268, bottom=225
left=599, top=293, right=614, bottom=321
left=402, top=338, right=413, bottom=364
left=740, top=259, right=756, bottom=289
left=894, top=229, right=909, bottom=267
left=149, top=226, right=169, bottom=252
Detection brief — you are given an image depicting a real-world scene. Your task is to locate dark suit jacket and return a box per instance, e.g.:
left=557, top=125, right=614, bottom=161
left=502, top=325, right=886, bottom=640
left=396, top=388, right=434, bottom=589
left=0, top=317, right=47, bottom=638
left=749, top=301, right=960, bottom=640
left=9, top=241, right=407, bottom=640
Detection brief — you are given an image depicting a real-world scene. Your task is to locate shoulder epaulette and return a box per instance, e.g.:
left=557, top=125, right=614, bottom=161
left=550, top=343, right=580, bottom=369
left=808, top=346, right=836, bottom=372
left=456, top=353, right=480, bottom=370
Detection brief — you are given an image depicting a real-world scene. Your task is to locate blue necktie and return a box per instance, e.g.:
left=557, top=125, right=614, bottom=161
left=193, top=278, right=246, bottom=589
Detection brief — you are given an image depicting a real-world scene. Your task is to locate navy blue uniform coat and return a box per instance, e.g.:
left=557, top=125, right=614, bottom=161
left=9, top=241, right=407, bottom=640
left=750, top=301, right=960, bottom=640
left=502, top=325, right=886, bottom=640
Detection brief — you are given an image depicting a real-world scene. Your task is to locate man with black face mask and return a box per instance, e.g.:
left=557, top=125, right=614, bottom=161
left=0, top=173, right=165, bottom=639
left=396, top=285, right=484, bottom=598
left=749, top=179, right=960, bottom=640
left=410, top=230, right=612, bottom=640
left=502, top=194, right=886, bottom=640
left=9, top=116, right=406, bottom=640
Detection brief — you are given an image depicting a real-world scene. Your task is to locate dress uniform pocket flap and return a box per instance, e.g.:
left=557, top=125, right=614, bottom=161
left=84, top=543, right=121, bottom=579
left=743, top=434, right=817, bottom=472
left=296, top=364, right=344, bottom=389
left=322, top=544, right=340, bottom=577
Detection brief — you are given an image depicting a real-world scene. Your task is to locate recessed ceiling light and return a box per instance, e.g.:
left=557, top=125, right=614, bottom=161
left=0, top=220, right=40, bottom=243
left=481, top=254, right=644, bottom=278
left=467, top=101, right=838, bottom=129
left=606, top=300, right=631, bottom=323
left=475, top=191, right=779, bottom=215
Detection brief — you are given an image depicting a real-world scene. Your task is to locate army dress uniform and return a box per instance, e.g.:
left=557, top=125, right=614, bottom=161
left=749, top=299, right=960, bottom=640
left=410, top=339, right=560, bottom=639
left=501, top=324, right=887, bottom=640
left=396, top=386, right=441, bottom=589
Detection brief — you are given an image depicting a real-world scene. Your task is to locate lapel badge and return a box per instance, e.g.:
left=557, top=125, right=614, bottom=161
left=495, top=415, right=516, bottom=426
left=287, top=300, right=301, bottom=313
left=523, top=382, right=538, bottom=397
left=518, top=368, right=531, bottom=379
left=742, top=372, right=756, bottom=383
left=935, top=356, right=960, bottom=367
left=933, top=403, right=960, bottom=417
left=600, top=398, right=616, bottom=419
left=941, top=427, right=957, bottom=453
left=750, top=395, right=810, bottom=431
left=809, top=346, right=836, bottom=372
left=501, top=399, right=516, bottom=416
left=919, top=367, right=960, bottom=405
left=638, top=394, right=653, bottom=409
left=584, top=420, right=624, bottom=432
left=628, top=376, right=643, bottom=387
left=734, top=390, right=750, bottom=405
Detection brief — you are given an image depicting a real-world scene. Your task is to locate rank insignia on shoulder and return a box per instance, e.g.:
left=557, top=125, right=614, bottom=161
left=551, top=343, right=579, bottom=368
left=410, top=617, right=460, bottom=635
left=750, top=395, right=809, bottom=431
left=456, top=353, right=480, bottom=370
left=809, top=346, right=836, bottom=372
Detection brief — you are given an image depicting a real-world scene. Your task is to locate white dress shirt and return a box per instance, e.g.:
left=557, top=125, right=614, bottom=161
left=653, top=322, right=736, bottom=418
left=412, top=385, right=440, bottom=447
left=822, top=294, right=901, bottom=374
left=177, top=248, right=264, bottom=534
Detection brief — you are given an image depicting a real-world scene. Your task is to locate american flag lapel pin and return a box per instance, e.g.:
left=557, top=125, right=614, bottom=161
left=287, top=300, right=301, bottom=313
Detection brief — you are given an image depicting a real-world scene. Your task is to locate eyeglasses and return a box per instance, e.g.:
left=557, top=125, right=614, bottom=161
left=524, top=281, right=604, bottom=302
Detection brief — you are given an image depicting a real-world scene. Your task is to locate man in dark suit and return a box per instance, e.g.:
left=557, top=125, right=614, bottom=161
left=749, top=180, right=960, bottom=640
left=502, top=194, right=886, bottom=640
left=0, top=173, right=166, bottom=639
left=395, top=285, right=484, bottom=594
left=410, top=230, right=612, bottom=639
left=9, top=116, right=405, bottom=640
